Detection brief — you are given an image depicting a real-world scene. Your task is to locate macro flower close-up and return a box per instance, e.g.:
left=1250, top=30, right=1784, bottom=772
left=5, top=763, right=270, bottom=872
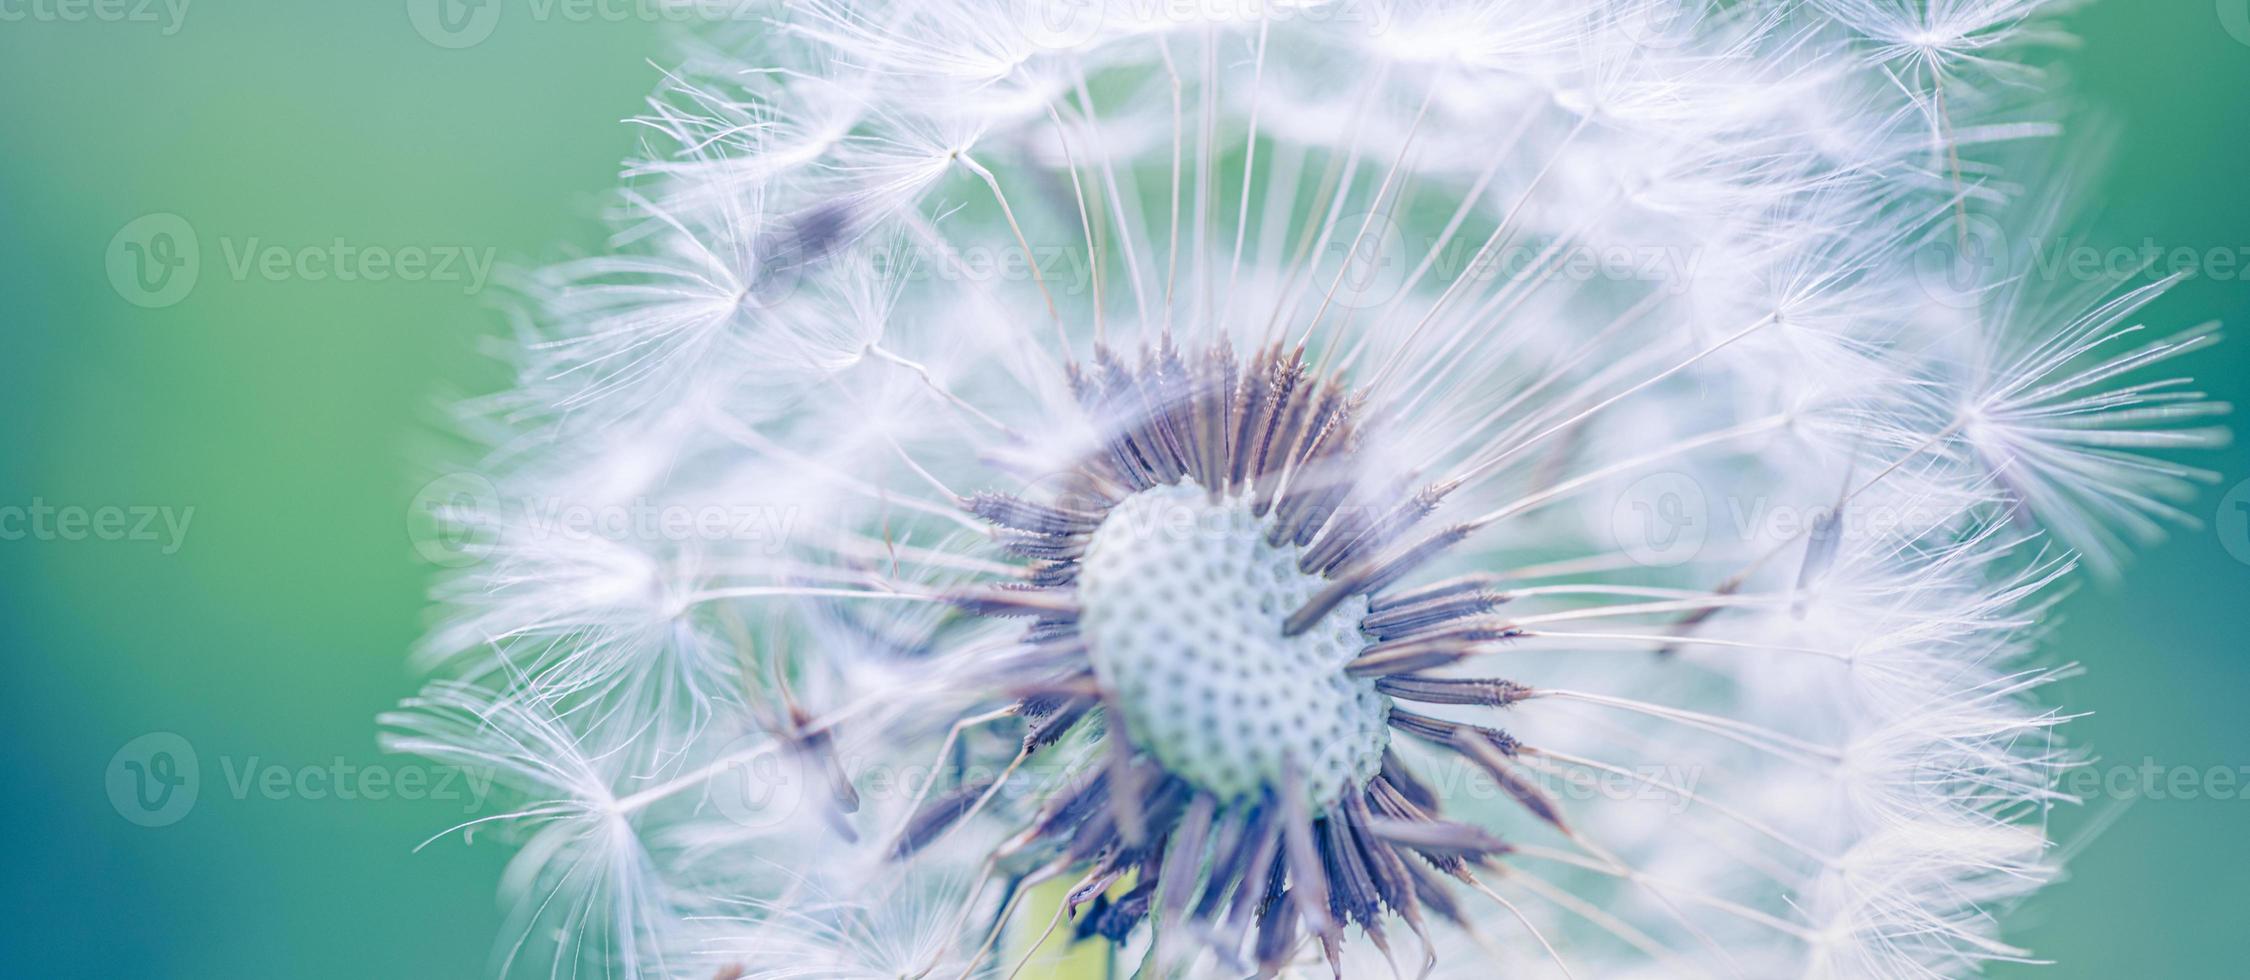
left=385, top=1, right=2227, bottom=975
left=10, top=2, right=2250, bottom=979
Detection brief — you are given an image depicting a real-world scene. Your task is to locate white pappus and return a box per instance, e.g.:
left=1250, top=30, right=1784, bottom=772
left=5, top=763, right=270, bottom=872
left=386, top=2, right=2227, bottom=978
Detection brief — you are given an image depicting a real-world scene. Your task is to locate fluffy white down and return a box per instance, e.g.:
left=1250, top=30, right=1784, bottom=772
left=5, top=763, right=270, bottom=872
left=383, top=2, right=2227, bottom=978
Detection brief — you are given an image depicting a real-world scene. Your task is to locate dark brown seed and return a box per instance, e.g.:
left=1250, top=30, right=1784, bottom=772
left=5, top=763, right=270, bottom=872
left=963, top=491, right=1101, bottom=535
left=1374, top=675, right=1531, bottom=707
left=945, top=585, right=1079, bottom=619
left=1286, top=523, right=1473, bottom=636
left=1361, top=816, right=1512, bottom=858
left=891, top=777, right=998, bottom=859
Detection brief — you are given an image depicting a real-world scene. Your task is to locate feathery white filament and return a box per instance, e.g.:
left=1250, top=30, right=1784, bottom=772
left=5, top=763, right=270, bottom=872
left=386, top=2, right=2227, bottom=977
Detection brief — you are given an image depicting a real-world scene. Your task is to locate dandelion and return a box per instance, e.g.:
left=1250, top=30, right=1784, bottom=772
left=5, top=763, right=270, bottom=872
left=392, top=1, right=2226, bottom=977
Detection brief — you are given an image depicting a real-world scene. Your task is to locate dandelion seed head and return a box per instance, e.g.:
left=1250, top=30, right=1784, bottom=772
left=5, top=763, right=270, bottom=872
left=392, top=0, right=2223, bottom=976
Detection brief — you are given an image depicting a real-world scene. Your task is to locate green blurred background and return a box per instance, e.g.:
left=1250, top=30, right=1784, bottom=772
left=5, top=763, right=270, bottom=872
left=1, top=3, right=2243, bottom=976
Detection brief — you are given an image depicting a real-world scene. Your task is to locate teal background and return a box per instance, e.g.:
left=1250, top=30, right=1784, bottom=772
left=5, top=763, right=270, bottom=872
left=0, top=4, right=2243, bottom=976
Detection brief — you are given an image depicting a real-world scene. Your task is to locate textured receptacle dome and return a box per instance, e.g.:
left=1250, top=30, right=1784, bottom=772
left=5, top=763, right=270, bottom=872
left=1077, top=483, right=1388, bottom=809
